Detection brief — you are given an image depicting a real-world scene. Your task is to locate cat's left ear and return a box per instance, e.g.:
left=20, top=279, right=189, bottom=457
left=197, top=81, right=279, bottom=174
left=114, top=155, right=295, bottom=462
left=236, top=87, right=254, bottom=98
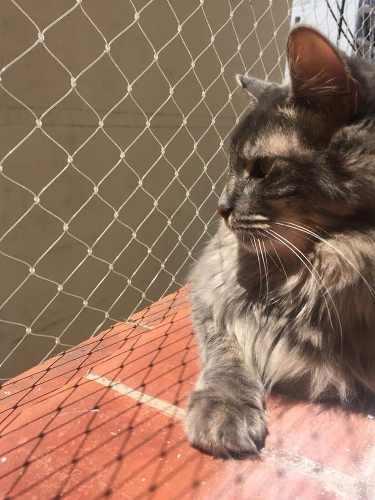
left=287, top=25, right=361, bottom=125
left=236, top=74, right=275, bottom=103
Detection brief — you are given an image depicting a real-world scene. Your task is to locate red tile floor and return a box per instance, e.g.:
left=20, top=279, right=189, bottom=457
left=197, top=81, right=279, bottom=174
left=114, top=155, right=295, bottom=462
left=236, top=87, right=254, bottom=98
left=0, top=288, right=375, bottom=499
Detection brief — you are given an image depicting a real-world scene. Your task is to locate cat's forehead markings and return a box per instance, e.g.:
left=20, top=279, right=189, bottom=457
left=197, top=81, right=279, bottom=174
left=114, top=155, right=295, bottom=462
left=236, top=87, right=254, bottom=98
left=243, top=130, right=301, bottom=157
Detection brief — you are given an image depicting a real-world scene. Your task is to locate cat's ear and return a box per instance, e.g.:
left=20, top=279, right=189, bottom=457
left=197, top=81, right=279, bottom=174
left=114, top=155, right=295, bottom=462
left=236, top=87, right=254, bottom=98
left=236, top=74, right=275, bottom=103
left=287, top=25, right=360, bottom=124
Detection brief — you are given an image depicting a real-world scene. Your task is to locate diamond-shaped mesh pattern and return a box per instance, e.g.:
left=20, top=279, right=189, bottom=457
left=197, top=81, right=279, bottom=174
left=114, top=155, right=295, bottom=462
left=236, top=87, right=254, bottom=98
left=292, top=0, right=375, bottom=61
left=356, top=0, right=375, bottom=59
left=0, top=0, right=294, bottom=379
left=0, top=0, right=313, bottom=380
left=1, top=4, right=375, bottom=499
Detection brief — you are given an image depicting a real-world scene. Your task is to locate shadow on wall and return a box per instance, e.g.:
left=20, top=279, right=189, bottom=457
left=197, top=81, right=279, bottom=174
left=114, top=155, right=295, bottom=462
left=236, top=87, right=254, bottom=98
left=0, top=0, right=291, bottom=378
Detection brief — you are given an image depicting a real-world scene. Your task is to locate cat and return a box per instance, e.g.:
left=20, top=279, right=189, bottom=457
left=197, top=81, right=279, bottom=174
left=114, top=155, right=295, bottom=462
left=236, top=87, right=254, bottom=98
left=185, top=25, right=375, bottom=459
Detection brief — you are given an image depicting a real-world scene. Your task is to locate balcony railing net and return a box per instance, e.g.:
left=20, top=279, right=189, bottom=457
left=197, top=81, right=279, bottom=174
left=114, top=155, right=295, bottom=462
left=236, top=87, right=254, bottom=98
left=0, top=0, right=366, bottom=379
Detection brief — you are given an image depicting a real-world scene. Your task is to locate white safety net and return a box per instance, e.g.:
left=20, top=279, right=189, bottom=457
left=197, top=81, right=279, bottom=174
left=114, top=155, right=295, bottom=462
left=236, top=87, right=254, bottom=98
left=1, top=0, right=364, bottom=379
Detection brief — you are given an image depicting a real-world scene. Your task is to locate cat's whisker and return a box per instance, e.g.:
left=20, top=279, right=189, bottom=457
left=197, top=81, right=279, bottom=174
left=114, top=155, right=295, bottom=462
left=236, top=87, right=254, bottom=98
left=261, top=234, right=290, bottom=307
left=262, top=239, right=271, bottom=300
left=266, top=228, right=335, bottom=322
left=251, top=235, right=264, bottom=301
left=262, top=239, right=286, bottom=307
left=259, top=240, right=270, bottom=307
left=276, top=220, right=375, bottom=301
left=268, top=238, right=289, bottom=282
left=252, top=233, right=295, bottom=384
left=265, top=228, right=344, bottom=355
left=266, top=229, right=337, bottom=345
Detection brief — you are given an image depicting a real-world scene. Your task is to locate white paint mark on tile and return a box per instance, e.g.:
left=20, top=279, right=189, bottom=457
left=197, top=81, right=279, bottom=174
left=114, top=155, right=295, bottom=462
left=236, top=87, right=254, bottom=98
left=264, top=448, right=375, bottom=499
left=85, top=372, right=186, bottom=420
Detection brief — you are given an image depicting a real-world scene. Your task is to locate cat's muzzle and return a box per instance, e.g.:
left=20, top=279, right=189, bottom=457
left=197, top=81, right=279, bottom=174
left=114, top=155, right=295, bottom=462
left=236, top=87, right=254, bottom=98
left=229, top=214, right=270, bottom=231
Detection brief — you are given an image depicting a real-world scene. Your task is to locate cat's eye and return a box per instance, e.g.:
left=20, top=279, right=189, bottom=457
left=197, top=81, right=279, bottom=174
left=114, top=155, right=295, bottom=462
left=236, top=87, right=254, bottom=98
left=248, top=157, right=274, bottom=179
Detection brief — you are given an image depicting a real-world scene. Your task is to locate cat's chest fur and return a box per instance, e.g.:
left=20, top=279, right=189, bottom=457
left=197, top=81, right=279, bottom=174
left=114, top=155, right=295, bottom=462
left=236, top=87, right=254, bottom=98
left=191, top=223, right=375, bottom=401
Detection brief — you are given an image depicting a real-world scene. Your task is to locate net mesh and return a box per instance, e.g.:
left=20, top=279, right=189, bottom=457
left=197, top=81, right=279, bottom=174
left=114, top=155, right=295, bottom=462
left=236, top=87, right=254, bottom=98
left=0, top=0, right=372, bottom=381
left=0, top=0, right=292, bottom=379
left=1, top=2, right=375, bottom=499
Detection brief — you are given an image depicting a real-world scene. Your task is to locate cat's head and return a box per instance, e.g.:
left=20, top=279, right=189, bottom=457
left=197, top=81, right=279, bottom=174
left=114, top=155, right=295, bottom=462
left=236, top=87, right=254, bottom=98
left=219, top=26, right=375, bottom=255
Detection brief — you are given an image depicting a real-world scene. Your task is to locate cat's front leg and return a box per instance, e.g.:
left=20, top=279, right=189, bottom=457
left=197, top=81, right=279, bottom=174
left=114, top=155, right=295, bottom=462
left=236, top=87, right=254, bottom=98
left=186, top=337, right=267, bottom=458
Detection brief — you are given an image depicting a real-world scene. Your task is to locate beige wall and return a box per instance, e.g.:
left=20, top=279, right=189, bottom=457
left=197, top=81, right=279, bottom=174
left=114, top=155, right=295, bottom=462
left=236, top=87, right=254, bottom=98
left=0, top=0, right=291, bottom=378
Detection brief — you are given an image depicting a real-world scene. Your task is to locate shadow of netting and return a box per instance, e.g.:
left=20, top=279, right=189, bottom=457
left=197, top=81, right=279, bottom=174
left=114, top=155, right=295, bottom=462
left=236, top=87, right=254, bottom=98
left=0, top=289, right=261, bottom=498
left=0, top=288, right=373, bottom=499
left=0, top=288, right=218, bottom=498
left=2, top=1, right=374, bottom=498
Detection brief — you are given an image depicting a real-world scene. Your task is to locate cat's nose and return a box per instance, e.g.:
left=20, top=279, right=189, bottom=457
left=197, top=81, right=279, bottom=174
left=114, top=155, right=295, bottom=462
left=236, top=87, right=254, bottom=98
left=217, top=189, right=233, bottom=219
left=217, top=200, right=232, bottom=219
left=217, top=188, right=233, bottom=219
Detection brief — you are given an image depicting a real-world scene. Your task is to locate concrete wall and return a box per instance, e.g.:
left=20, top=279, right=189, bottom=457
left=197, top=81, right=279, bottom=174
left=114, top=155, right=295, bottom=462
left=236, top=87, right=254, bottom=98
left=0, top=0, right=291, bottom=378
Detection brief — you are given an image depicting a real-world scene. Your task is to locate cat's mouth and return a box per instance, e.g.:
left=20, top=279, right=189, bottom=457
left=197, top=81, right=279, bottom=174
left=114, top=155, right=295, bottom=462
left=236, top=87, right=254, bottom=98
left=228, top=214, right=313, bottom=257
left=229, top=214, right=270, bottom=232
left=228, top=214, right=272, bottom=248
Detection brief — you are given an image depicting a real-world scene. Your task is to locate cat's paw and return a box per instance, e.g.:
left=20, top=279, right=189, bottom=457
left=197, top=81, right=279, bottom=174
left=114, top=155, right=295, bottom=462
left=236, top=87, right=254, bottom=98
left=185, top=388, right=268, bottom=459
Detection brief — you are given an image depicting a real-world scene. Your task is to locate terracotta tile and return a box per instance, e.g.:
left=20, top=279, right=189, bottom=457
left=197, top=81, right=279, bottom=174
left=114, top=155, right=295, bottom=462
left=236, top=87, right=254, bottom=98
left=130, top=288, right=190, bottom=328
left=0, top=289, right=375, bottom=499
left=266, top=398, right=375, bottom=479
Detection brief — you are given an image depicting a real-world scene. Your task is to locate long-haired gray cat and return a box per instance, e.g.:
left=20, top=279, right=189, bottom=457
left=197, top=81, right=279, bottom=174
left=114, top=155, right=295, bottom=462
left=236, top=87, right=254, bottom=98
left=186, top=26, right=375, bottom=458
